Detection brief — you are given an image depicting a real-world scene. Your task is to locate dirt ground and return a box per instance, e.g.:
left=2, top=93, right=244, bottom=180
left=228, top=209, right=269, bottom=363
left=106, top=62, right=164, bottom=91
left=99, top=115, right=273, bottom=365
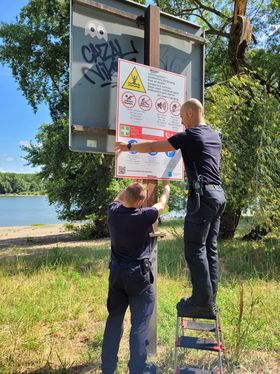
left=0, top=224, right=75, bottom=249
left=0, top=223, right=170, bottom=250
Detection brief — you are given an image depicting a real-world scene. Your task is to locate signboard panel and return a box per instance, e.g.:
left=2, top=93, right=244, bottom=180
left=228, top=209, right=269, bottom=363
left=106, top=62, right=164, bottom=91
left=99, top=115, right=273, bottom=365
left=116, top=59, right=185, bottom=180
left=70, top=0, right=204, bottom=154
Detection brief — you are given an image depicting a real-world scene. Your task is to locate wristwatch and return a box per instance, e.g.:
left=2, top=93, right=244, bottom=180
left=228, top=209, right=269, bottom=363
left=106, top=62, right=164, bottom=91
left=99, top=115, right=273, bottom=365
left=127, top=143, right=132, bottom=150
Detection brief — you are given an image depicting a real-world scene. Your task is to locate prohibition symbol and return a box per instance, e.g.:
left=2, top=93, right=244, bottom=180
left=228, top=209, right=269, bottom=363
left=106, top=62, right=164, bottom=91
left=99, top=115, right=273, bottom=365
left=170, top=101, right=181, bottom=116
left=138, top=95, right=152, bottom=111
left=155, top=98, right=168, bottom=114
left=122, top=67, right=146, bottom=93
left=121, top=92, right=136, bottom=108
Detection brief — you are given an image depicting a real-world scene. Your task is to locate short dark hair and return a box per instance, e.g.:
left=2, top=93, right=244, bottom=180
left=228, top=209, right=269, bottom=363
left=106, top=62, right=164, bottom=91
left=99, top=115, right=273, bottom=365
left=124, top=183, right=146, bottom=204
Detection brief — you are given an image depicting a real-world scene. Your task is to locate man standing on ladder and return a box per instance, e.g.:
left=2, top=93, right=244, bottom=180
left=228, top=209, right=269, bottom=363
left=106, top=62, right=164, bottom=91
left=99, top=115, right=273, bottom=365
left=116, top=98, right=226, bottom=318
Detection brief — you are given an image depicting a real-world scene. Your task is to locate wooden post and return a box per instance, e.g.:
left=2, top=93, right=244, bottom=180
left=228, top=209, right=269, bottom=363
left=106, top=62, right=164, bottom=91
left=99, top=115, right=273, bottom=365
left=144, top=4, right=160, bottom=357
left=144, top=4, right=160, bottom=207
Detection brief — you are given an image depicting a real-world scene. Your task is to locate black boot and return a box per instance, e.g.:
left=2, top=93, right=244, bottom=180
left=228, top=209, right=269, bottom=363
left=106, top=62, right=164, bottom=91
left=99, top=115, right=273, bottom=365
left=176, top=297, right=217, bottom=319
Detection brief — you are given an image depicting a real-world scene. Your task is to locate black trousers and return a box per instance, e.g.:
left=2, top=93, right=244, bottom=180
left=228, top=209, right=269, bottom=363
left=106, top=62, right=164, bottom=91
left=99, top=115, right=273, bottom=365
left=101, top=261, right=155, bottom=374
left=184, top=186, right=226, bottom=306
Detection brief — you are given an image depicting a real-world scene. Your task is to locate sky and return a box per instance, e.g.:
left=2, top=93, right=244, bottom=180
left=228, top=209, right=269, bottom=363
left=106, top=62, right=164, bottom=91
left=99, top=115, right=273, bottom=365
left=0, top=0, right=51, bottom=174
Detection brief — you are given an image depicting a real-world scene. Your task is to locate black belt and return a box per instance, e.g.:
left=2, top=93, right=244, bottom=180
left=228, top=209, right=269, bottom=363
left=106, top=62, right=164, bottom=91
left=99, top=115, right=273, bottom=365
left=189, top=184, right=222, bottom=193
left=204, top=184, right=222, bottom=191
left=110, top=259, right=151, bottom=274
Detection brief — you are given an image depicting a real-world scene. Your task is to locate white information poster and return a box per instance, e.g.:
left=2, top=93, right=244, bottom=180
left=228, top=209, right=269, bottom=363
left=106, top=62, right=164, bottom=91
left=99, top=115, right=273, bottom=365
left=115, top=59, right=186, bottom=180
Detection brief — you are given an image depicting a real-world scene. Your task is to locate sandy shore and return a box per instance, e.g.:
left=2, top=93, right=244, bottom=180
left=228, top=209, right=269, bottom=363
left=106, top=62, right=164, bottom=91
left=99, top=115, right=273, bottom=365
left=0, top=224, right=74, bottom=248
left=0, top=222, right=172, bottom=250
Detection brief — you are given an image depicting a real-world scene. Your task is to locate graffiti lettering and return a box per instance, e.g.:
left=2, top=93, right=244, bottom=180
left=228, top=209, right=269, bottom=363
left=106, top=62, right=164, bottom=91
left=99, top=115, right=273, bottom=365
left=81, top=39, right=138, bottom=87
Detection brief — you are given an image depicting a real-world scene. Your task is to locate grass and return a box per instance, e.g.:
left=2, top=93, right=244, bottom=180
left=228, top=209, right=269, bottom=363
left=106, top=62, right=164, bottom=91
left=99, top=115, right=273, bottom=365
left=0, top=219, right=279, bottom=373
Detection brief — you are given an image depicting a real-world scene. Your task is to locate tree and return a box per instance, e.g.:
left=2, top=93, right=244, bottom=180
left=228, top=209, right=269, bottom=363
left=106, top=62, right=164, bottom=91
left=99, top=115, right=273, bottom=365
left=0, top=172, right=44, bottom=194
left=205, top=74, right=280, bottom=237
left=156, top=1, right=279, bottom=85
left=0, top=174, right=12, bottom=194
left=0, top=0, right=69, bottom=120
left=23, top=118, right=117, bottom=236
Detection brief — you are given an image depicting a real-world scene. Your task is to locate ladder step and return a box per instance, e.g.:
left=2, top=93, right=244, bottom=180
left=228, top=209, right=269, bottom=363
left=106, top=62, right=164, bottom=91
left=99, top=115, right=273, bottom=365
left=176, top=336, right=222, bottom=352
left=177, top=310, right=216, bottom=319
left=176, top=367, right=215, bottom=374
left=182, top=320, right=216, bottom=332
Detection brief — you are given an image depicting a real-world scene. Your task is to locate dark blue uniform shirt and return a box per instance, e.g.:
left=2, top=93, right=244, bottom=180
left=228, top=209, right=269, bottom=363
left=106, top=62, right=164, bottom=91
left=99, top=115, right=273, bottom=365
left=168, top=125, right=222, bottom=186
left=107, top=201, right=158, bottom=262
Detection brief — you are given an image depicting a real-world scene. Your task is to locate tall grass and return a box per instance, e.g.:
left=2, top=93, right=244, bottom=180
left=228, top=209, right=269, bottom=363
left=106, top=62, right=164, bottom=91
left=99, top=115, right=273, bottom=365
left=0, top=219, right=279, bottom=373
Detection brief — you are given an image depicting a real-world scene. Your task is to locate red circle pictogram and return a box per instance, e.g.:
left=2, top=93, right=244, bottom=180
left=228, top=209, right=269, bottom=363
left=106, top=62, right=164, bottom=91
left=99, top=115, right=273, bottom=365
left=170, top=101, right=181, bottom=116
left=121, top=92, right=136, bottom=108
left=138, top=95, right=152, bottom=111
left=155, top=98, right=168, bottom=114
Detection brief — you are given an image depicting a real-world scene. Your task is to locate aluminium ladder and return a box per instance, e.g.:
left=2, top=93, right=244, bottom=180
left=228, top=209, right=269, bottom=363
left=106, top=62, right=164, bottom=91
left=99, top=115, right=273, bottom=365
left=174, top=309, right=224, bottom=374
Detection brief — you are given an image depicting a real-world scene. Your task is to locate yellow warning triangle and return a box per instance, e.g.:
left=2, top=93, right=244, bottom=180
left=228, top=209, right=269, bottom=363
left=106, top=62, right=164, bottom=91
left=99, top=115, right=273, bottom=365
left=122, top=67, right=146, bottom=93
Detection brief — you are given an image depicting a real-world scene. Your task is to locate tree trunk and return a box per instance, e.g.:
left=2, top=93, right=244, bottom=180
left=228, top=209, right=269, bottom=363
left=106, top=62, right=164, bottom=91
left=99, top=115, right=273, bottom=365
left=228, top=0, right=252, bottom=74
left=219, top=208, right=241, bottom=239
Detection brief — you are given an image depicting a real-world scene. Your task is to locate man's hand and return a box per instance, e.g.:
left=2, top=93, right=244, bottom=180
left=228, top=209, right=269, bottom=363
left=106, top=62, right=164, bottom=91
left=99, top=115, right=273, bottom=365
left=162, top=179, right=171, bottom=191
left=116, top=140, right=174, bottom=153
left=153, top=179, right=171, bottom=214
left=115, top=142, right=128, bottom=152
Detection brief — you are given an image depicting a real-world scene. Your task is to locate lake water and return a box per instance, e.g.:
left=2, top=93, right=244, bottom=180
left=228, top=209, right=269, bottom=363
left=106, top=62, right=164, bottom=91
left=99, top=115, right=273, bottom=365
left=0, top=196, right=63, bottom=227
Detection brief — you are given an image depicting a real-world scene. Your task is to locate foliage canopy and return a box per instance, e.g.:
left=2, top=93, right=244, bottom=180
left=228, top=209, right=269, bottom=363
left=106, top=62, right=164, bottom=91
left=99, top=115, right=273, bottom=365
left=0, top=0, right=279, bottom=237
left=0, top=172, right=44, bottom=194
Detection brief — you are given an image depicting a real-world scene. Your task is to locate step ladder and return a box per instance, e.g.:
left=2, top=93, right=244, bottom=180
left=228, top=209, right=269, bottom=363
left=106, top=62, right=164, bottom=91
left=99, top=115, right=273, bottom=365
left=174, top=309, right=224, bottom=374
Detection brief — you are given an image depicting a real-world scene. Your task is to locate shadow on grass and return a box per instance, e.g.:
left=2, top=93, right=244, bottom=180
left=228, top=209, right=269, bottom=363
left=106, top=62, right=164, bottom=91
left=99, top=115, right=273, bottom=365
left=21, top=329, right=104, bottom=373
left=22, top=344, right=226, bottom=374
left=0, top=246, right=110, bottom=277
left=0, top=233, right=75, bottom=249
left=23, top=363, right=100, bottom=374
left=157, top=221, right=280, bottom=282
left=1, top=218, right=279, bottom=281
